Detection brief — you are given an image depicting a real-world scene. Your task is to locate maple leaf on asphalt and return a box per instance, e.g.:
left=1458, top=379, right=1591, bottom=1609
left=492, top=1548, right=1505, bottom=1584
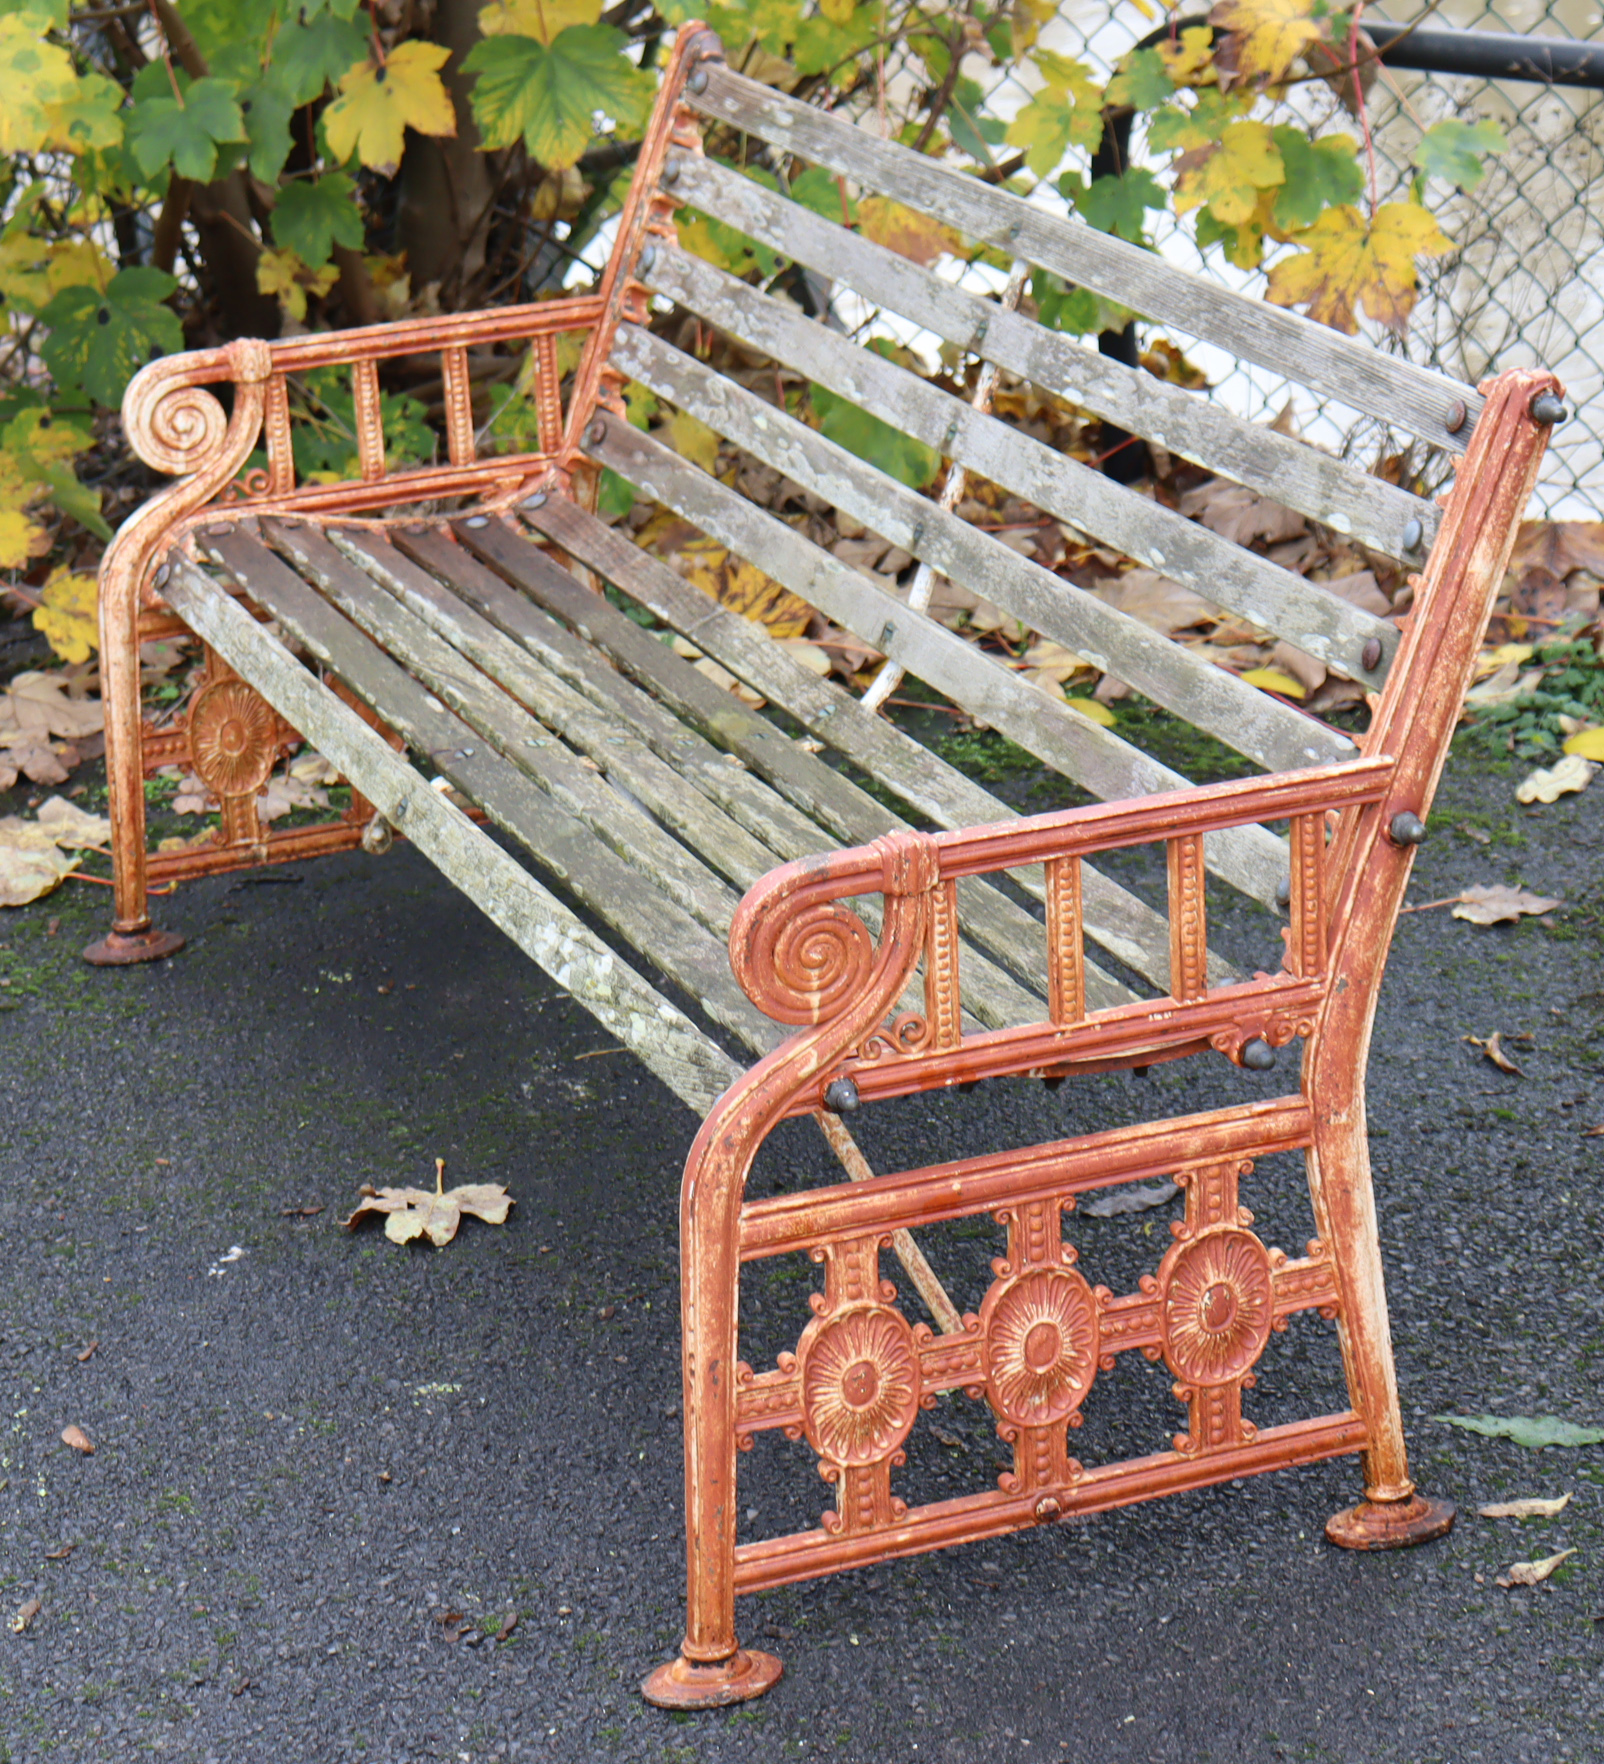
left=323, top=41, right=456, bottom=176
left=1264, top=201, right=1448, bottom=333
left=342, top=1159, right=514, bottom=1247
left=1210, top=0, right=1323, bottom=84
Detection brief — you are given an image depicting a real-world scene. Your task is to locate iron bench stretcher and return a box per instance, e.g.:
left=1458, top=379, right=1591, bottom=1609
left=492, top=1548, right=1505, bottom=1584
left=90, top=22, right=1563, bottom=1709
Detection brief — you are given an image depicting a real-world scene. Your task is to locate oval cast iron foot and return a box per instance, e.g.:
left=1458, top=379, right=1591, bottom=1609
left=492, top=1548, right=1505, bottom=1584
left=641, top=1648, right=783, bottom=1709
left=82, top=926, right=187, bottom=967
left=1325, top=1492, right=1455, bottom=1551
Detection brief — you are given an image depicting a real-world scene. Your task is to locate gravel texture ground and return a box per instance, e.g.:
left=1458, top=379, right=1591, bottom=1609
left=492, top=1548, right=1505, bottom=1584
left=0, top=754, right=1600, bottom=1764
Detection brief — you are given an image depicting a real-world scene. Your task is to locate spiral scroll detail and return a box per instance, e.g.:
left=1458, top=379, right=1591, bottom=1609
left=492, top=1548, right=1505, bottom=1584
left=127, top=378, right=230, bottom=478
left=743, top=900, right=876, bottom=1025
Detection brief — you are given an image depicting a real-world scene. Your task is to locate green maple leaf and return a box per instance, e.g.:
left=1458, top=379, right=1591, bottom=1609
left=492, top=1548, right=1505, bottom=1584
left=1075, top=166, right=1167, bottom=243
left=789, top=165, right=856, bottom=226
left=1148, top=89, right=1248, bottom=155
left=239, top=75, right=297, bottom=183
left=39, top=267, right=183, bottom=409
left=1415, top=118, right=1506, bottom=193
left=810, top=381, right=939, bottom=489
left=45, top=69, right=125, bottom=154
left=1271, top=127, right=1364, bottom=230
left=126, top=76, right=246, bottom=183
left=465, top=23, right=654, bottom=170
left=1105, top=47, right=1175, bottom=111
left=793, top=10, right=881, bottom=80
left=272, top=173, right=364, bottom=268
left=269, top=9, right=370, bottom=107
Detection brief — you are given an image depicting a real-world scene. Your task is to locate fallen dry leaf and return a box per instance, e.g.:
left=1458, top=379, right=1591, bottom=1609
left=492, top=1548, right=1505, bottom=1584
left=76, top=1340, right=97, bottom=1363
left=60, top=1425, right=93, bottom=1455
left=1517, top=753, right=1596, bottom=804
left=1508, top=519, right=1604, bottom=579
left=1464, top=1031, right=1525, bottom=1076
left=0, top=672, right=103, bottom=742
left=1094, top=567, right=1215, bottom=634
left=342, top=1157, right=514, bottom=1248
left=43, top=1542, right=75, bottom=1561
left=10, top=1597, right=41, bottom=1634
left=0, top=795, right=117, bottom=906
left=1451, top=885, right=1565, bottom=926
left=1079, top=1180, right=1179, bottom=1218
left=1181, top=479, right=1307, bottom=548
left=1497, top=1548, right=1575, bottom=1588
left=1480, top=1493, right=1572, bottom=1519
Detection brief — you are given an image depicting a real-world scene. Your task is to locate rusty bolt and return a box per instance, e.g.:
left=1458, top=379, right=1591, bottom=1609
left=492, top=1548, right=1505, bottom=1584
left=1530, top=391, right=1568, bottom=425
left=523, top=490, right=548, bottom=510
left=1388, top=810, right=1427, bottom=847
left=1241, top=1039, right=1277, bottom=1071
left=1361, top=637, right=1383, bottom=672
left=1033, top=1496, right=1061, bottom=1523
left=1445, top=398, right=1468, bottom=434
left=638, top=244, right=657, bottom=277
left=587, top=419, right=608, bottom=447
left=823, top=1077, right=860, bottom=1115
left=687, top=67, right=709, bottom=94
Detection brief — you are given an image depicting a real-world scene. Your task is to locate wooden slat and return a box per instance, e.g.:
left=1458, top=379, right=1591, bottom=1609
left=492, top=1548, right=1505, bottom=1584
left=156, top=553, right=745, bottom=1117
left=636, top=252, right=1392, bottom=695
left=526, top=496, right=1237, bottom=990
left=257, top=522, right=746, bottom=943
left=312, top=522, right=1049, bottom=1035
left=580, top=414, right=1290, bottom=906
left=687, top=64, right=1482, bottom=451
left=199, top=527, right=772, bottom=1051
left=661, top=154, right=1437, bottom=563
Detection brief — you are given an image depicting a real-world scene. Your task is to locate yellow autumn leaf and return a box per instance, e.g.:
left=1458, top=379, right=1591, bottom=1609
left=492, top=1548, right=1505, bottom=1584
left=0, top=507, right=49, bottom=570
left=820, top=0, right=856, bottom=21
left=0, top=17, right=77, bottom=156
left=660, top=409, right=721, bottom=473
left=1158, top=24, right=1217, bottom=85
left=323, top=41, right=457, bottom=176
left=1563, top=725, right=1604, bottom=760
left=1473, top=641, right=1534, bottom=678
left=0, top=233, right=111, bottom=310
left=645, top=522, right=813, bottom=638
left=1265, top=201, right=1449, bottom=334
left=31, top=566, right=98, bottom=665
left=256, top=246, right=338, bottom=322
left=857, top=196, right=963, bottom=266
left=1063, top=696, right=1117, bottom=726
left=1173, top=119, right=1283, bottom=227
left=1210, top=0, right=1322, bottom=84
left=478, top=0, right=601, bottom=42
left=1239, top=665, right=1306, bottom=698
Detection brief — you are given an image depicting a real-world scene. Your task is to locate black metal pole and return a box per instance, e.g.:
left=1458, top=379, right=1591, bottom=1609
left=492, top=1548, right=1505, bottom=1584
left=1365, top=19, right=1604, bottom=88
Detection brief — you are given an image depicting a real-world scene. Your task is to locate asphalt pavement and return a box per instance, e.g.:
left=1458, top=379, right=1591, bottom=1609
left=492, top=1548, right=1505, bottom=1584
left=1, top=752, right=1600, bottom=1764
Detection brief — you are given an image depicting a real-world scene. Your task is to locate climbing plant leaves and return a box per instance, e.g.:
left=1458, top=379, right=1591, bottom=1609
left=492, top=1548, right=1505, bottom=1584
left=38, top=267, right=183, bottom=407
left=465, top=23, right=654, bottom=169
left=1265, top=201, right=1450, bottom=333
left=322, top=41, right=456, bottom=175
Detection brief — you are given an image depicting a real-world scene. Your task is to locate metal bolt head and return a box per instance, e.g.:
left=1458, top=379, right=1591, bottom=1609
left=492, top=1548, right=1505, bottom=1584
left=637, top=244, right=657, bottom=277
left=687, top=67, right=709, bottom=94
left=1388, top=809, right=1427, bottom=847
left=153, top=564, right=170, bottom=588
left=661, top=160, right=681, bottom=186
left=1400, top=516, right=1423, bottom=554
left=823, top=1077, right=860, bottom=1115
left=1240, top=1038, right=1277, bottom=1071
left=587, top=419, right=608, bottom=447
left=522, top=490, right=548, bottom=509
left=1530, top=390, right=1568, bottom=425
left=1445, top=398, right=1468, bottom=435
left=1274, top=873, right=1293, bottom=910
left=464, top=515, right=489, bottom=529
left=1360, top=636, right=1383, bottom=673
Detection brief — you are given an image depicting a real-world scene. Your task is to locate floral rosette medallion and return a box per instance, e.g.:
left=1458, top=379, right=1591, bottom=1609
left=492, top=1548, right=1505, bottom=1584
left=797, top=1303, right=922, bottom=1467
left=980, top=1266, right=1100, bottom=1427
left=1159, top=1225, right=1275, bottom=1386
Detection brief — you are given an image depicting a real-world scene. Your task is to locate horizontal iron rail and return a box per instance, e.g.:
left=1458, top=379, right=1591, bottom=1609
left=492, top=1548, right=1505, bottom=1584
left=1368, top=19, right=1604, bottom=87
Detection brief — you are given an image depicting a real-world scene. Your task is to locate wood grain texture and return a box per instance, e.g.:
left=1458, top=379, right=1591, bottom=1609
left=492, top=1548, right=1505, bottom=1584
left=665, top=153, right=1437, bottom=564
left=686, top=65, right=1482, bottom=450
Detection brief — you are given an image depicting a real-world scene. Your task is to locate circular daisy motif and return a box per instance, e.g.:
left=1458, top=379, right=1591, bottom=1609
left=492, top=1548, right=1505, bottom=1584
left=189, top=680, right=278, bottom=798
left=1160, top=1226, right=1274, bottom=1386
left=981, top=1267, right=1099, bottom=1427
left=798, top=1304, right=921, bottom=1467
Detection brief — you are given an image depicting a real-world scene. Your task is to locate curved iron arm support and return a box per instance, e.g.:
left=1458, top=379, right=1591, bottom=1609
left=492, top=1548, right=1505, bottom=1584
left=98, top=339, right=274, bottom=939
left=1306, top=365, right=1560, bottom=1529
left=647, top=832, right=937, bottom=1706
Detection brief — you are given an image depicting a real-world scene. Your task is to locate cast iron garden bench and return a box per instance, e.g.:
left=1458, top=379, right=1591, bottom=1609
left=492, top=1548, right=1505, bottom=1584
left=90, top=22, right=1564, bottom=1709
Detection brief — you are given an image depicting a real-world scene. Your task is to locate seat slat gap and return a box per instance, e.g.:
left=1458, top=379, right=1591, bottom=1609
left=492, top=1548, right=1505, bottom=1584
left=1167, top=833, right=1208, bottom=1003
left=1045, top=854, right=1085, bottom=1026
left=352, top=360, right=385, bottom=482
left=443, top=346, right=475, bottom=466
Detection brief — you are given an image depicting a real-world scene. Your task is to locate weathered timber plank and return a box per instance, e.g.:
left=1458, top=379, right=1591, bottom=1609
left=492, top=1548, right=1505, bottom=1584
left=634, top=257, right=1389, bottom=698
left=582, top=414, right=1290, bottom=906
left=687, top=65, right=1482, bottom=450
left=200, top=528, right=772, bottom=1050
left=526, top=496, right=1230, bottom=991
left=157, top=552, right=744, bottom=1117
left=257, top=520, right=746, bottom=945
left=324, top=522, right=1047, bottom=1034
left=659, top=155, right=1438, bottom=563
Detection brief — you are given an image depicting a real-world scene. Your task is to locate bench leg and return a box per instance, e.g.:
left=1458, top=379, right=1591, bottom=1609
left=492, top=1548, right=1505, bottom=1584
left=83, top=559, right=185, bottom=967
left=1306, top=1102, right=1454, bottom=1551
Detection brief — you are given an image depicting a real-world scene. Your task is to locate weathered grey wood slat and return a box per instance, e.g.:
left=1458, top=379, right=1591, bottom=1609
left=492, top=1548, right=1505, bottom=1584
left=200, top=528, right=773, bottom=1050
left=636, top=253, right=1391, bottom=699
left=257, top=521, right=746, bottom=945
left=662, top=154, right=1438, bottom=563
left=525, top=495, right=1234, bottom=991
left=582, top=412, right=1289, bottom=906
left=320, top=523, right=1048, bottom=1034
left=686, top=65, right=1482, bottom=451
left=156, top=553, right=744, bottom=1118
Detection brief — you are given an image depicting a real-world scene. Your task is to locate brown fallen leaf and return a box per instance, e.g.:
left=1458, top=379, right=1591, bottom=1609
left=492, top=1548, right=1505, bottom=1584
left=1496, top=1547, right=1575, bottom=1588
left=43, top=1542, right=75, bottom=1560
left=495, top=1611, right=519, bottom=1643
left=10, top=1597, right=41, bottom=1634
left=75, top=1340, right=97, bottom=1363
left=279, top=1205, right=324, bottom=1218
left=1480, top=1493, right=1571, bottom=1519
left=1508, top=518, right=1604, bottom=579
left=60, top=1424, right=93, bottom=1455
left=1463, top=1032, right=1525, bottom=1076
left=1450, top=885, right=1565, bottom=926
left=1585, top=1123, right=1604, bottom=1139
left=341, top=1157, right=514, bottom=1248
